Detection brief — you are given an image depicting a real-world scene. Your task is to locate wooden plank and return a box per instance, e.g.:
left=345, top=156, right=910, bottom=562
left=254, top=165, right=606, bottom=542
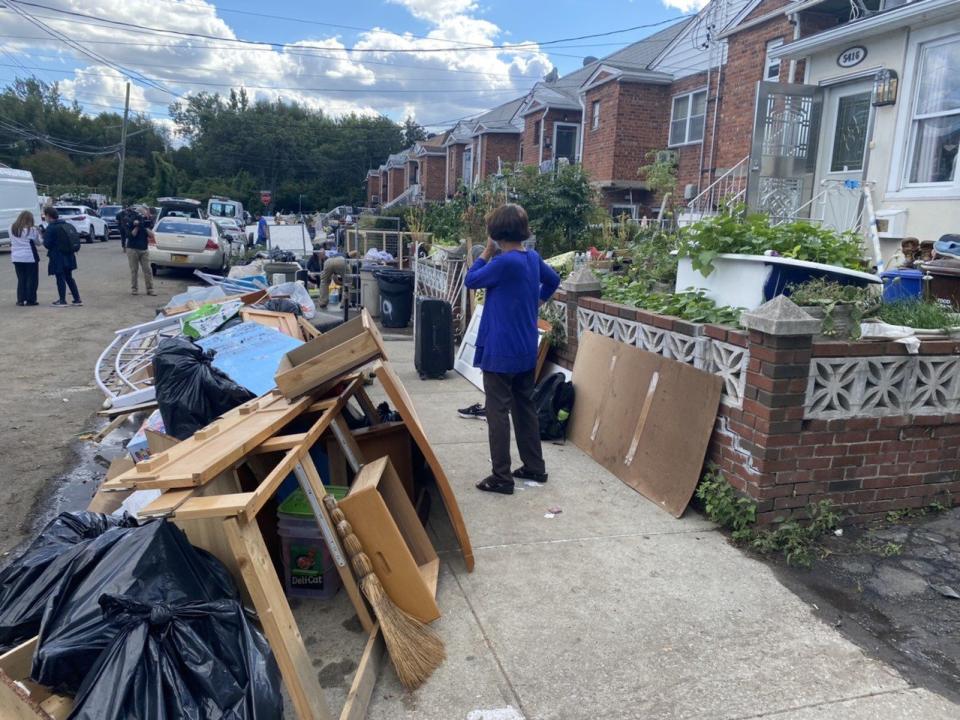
left=139, top=488, right=196, bottom=518
left=353, top=387, right=381, bottom=426
left=331, top=417, right=363, bottom=473
left=240, top=308, right=301, bottom=338
left=174, top=493, right=255, bottom=519
left=162, top=288, right=268, bottom=317
left=38, top=695, right=71, bottom=720
left=297, top=455, right=375, bottom=633
left=352, top=422, right=414, bottom=500
left=87, top=457, right=136, bottom=513
left=298, top=316, right=321, bottom=341
left=0, top=638, right=36, bottom=680
left=253, top=433, right=309, bottom=454
left=91, top=414, right=127, bottom=443
left=97, top=400, right=158, bottom=417
left=374, top=362, right=474, bottom=571
left=222, top=517, right=334, bottom=720
left=338, top=626, right=384, bottom=720
left=145, top=429, right=179, bottom=454
left=0, top=671, right=49, bottom=720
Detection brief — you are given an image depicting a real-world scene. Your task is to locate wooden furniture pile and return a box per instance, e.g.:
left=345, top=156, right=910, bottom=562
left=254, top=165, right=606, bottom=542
left=0, top=310, right=472, bottom=720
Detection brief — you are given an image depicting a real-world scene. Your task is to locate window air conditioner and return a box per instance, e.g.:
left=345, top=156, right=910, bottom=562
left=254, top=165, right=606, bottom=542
left=656, top=150, right=678, bottom=166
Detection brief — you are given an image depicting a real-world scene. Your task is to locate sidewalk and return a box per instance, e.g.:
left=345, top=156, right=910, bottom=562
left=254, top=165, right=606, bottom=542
left=305, top=337, right=959, bottom=720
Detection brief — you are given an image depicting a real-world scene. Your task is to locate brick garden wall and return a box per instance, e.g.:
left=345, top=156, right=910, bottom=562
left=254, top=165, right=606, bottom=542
left=549, top=291, right=960, bottom=523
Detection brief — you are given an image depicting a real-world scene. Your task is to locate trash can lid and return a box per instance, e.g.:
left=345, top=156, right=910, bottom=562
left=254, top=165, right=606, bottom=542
left=278, top=486, right=348, bottom=518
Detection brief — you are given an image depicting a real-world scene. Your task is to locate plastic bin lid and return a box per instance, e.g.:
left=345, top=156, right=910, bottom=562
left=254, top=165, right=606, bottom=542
left=278, top=486, right=348, bottom=518
left=880, top=269, right=923, bottom=278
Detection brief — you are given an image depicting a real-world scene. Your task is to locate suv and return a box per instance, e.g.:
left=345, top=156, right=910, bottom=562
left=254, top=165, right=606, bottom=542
left=156, top=197, right=204, bottom=221
left=54, top=205, right=106, bottom=242
left=98, top=205, right=123, bottom=239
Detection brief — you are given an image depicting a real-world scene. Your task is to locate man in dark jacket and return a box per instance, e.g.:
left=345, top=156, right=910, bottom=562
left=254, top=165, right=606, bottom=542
left=41, top=206, right=82, bottom=307
left=126, top=208, right=155, bottom=296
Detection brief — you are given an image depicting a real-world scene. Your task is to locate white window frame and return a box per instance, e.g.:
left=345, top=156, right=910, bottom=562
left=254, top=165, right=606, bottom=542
left=462, top=145, right=473, bottom=187
left=668, top=88, right=707, bottom=147
left=592, top=100, right=601, bottom=130
left=765, top=38, right=784, bottom=82
left=552, top=122, right=581, bottom=162
left=887, top=22, right=960, bottom=200
left=611, top=204, right=638, bottom=219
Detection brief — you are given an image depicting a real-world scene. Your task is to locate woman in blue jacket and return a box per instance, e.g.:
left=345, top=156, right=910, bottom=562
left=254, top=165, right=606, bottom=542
left=465, top=204, right=561, bottom=494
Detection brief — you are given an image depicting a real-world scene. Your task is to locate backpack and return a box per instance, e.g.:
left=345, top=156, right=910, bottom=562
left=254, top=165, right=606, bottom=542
left=62, top=222, right=81, bottom=253
left=533, top=372, right=575, bottom=442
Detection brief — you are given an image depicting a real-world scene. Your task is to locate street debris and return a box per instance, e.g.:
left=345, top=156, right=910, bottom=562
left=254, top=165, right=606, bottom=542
left=932, top=584, right=960, bottom=600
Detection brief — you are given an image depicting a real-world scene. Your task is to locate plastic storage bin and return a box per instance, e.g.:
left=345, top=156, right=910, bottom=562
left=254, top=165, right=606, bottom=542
left=880, top=269, right=924, bottom=303
left=277, top=486, right=348, bottom=599
left=360, top=267, right=381, bottom=318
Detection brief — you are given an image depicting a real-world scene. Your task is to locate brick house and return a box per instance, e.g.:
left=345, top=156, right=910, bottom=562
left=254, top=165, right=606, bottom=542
left=365, top=169, right=380, bottom=207
left=412, top=131, right=450, bottom=203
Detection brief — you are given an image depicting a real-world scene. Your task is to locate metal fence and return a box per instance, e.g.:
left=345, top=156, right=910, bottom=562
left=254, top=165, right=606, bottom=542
left=413, top=245, right=468, bottom=343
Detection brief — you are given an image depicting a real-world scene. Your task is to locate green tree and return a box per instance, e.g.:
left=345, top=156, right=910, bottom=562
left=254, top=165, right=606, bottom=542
left=401, top=116, right=427, bottom=147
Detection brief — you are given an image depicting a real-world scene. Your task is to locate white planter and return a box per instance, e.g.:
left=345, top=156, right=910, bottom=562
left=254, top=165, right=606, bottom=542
left=675, top=254, right=881, bottom=310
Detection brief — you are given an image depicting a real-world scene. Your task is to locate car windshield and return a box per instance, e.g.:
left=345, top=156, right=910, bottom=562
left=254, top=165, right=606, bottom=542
left=56, top=207, right=82, bottom=215
left=99, top=206, right=121, bottom=218
left=156, top=220, right=210, bottom=236
left=209, top=202, right=237, bottom=217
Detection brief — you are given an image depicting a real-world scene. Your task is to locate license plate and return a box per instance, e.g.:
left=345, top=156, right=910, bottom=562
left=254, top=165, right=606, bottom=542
left=171, top=254, right=188, bottom=263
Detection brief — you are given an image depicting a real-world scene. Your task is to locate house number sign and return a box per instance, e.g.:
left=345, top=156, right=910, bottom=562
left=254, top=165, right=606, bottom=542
left=837, top=46, right=867, bottom=68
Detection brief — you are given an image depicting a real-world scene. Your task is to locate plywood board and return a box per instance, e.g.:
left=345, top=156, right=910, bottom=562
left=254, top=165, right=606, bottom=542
left=374, top=362, right=474, bottom=571
left=240, top=308, right=301, bottom=338
left=570, top=331, right=722, bottom=518
left=455, top=306, right=551, bottom=392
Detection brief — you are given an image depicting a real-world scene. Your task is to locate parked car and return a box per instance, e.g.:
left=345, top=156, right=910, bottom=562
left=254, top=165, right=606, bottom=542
left=148, top=217, right=240, bottom=274
left=156, top=197, right=204, bottom=221
left=207, top=196, right=244, bottom=223
left=212, top=217, right=251, bottom=247
left=98, top=205, right=123, bottom=239
left=55, top=205, right=106, bottom=242
left=0, top=168, right=39, bottom=251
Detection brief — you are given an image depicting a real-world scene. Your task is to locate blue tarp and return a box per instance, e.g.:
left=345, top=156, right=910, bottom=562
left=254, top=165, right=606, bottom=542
left=197, top=322, right=303, bottom=396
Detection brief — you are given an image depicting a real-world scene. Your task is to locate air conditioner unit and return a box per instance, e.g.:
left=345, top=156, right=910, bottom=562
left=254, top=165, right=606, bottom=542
left=656, top=150, right=678, bottom=166
left=684, top=183, right=698, bottom=200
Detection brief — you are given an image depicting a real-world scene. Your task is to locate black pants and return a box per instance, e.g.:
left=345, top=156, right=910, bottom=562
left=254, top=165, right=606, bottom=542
left=14, top=262, right=38, bottom=304
left=55, top=270, right=80, bottom=303
left=483, top=369, right=545, bottom=483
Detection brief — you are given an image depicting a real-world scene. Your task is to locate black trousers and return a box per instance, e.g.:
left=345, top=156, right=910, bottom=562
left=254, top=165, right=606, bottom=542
left=14, top=262, right=38, bottom=304
left=55, top=270, right=80, bottom=303
left=482, top=369, right=545, bottom=483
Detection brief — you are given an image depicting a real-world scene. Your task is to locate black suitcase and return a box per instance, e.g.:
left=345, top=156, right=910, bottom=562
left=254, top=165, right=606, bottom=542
left=415, top=297, right=454, bottom=379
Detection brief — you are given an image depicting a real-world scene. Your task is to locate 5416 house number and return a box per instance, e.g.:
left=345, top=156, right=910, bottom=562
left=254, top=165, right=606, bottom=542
left=837, top=46, right=867, bottom=68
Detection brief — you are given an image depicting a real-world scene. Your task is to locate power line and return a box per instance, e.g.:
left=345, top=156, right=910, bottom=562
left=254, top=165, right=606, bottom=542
left=10, top=2, right=691, bottom=55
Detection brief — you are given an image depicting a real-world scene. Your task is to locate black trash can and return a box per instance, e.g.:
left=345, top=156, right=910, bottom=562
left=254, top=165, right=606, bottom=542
left=375, top=269, right=415, bottom=328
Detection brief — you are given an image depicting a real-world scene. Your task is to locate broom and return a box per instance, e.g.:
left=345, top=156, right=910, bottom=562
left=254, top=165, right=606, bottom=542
left=323, top=494, right=445, bottom=689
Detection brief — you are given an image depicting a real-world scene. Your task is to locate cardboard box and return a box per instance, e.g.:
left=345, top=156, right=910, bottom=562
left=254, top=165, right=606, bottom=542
left=274, top=309, right=387, bottom=399
left=338, top=456, right=440, bottom=624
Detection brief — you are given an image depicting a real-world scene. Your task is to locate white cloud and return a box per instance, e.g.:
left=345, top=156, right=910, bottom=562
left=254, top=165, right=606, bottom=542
left=661, top=0, right=709, bottom=11
left=0, top=0, right=551, bottom=130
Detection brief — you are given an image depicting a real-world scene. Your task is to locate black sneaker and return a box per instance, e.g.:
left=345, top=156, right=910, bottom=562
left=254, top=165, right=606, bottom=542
left=51, top=300, right=68, bottom=307
left=513, top=467, right=548, bottom=484
left=476, top=476, right=514, bottom=495
left=458, top=403, right=486, bottom=421
left=71, top=299, right=83, bottom=306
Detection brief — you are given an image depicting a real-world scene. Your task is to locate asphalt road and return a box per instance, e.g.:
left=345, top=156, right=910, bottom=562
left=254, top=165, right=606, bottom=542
left=0, top=240, right=189, bottom=554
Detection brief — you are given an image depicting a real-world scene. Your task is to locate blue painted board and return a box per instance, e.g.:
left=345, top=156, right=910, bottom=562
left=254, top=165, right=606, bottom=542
left=198, top=321, right=303, bottom=396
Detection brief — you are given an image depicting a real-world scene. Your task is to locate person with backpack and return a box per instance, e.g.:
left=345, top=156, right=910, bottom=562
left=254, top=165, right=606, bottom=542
left=464, top=203, right=560, bottom=495
left=41, top=206, right=82, bottom=307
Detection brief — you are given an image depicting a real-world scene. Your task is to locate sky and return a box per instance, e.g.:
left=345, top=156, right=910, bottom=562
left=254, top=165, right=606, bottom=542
left=0, top=0, right=707, bottom=137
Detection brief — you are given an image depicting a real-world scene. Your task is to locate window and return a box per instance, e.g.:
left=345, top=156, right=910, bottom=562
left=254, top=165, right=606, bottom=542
left=830, top=91, right=871, bottom=172
left=592, top=100, right=601, bottom=130
left=533, top=120, right=542, bottom=146
left=462, top=146, right=473, bottom=186
left=611, top=204, right=638, bottom=220
left=907, top=36, right=960, bottom=185
left=553, top=123, right=579, bottom=163
left=669, top=89, right=707, bottom=146
left=765, top=38, right=784, bottom=81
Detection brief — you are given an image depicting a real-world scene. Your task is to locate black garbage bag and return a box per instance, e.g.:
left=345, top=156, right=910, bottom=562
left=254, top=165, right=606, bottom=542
left=153, top=337, right=255, bottom=440
left=0, top=512, right=136, bottom=650
left=69, top=595, right=282, bottom=720
left=262, top=298, right=302, bottom=316
left=33, top=520, right=237, bottom=693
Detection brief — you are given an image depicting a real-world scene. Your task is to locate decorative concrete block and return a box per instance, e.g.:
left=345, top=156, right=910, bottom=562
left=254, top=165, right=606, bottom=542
left=741, top=296, right=821, bottom=337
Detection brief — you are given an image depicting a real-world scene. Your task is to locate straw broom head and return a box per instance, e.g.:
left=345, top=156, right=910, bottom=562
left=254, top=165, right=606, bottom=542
left=327, top=496, right=445, bottom=689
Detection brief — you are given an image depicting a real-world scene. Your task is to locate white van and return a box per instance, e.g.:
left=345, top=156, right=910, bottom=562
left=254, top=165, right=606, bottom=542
left=207, top=196, right=244, bottom=223
left=0, top=168, right=40, bottom=250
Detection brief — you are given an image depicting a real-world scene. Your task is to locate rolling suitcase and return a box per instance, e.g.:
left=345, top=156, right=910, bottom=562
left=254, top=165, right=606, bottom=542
left=415, top=297, right=454, bottom=379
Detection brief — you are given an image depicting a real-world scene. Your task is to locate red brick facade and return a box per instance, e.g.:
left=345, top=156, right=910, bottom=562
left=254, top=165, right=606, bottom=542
left=521, top=107, right=582, bottom=167
left=552, top=292, right=960, bottom=523
left=366, top=175, right=379, bottom=206
left=419, top=154, right=447, bottom=202
left=477, top=133, right=521, bottom=179
left=446, top=144, right=465, bottom=196
left=387, top=167, right=405, bottom=202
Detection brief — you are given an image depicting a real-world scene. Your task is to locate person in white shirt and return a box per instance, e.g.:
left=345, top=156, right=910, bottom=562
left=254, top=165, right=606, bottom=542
left=9, top=210, right=39, bottom=306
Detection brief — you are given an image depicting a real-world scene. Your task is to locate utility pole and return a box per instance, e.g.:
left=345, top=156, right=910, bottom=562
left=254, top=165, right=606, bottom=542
left=116, top=82, right=130, bottom=204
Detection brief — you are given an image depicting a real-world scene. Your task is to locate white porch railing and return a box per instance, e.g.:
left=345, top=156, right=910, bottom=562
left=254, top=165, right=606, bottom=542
left=772, top=178, right=871, bottom=234
left=684, top=155, right=749, bottom=218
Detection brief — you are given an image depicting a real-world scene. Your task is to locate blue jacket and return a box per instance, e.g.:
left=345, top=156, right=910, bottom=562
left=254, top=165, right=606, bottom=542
left=465, top=249, right=560, bottom=374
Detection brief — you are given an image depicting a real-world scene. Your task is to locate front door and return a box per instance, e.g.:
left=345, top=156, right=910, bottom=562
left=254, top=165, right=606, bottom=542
left=748, top=81, right=824, bottom=221
left=815, top=80, right=873, bottom=232
left=554, top=123, right=579, bottom=164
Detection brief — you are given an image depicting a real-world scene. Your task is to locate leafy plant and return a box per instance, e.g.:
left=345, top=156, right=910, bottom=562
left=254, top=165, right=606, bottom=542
left=638, top=149, right=678, bottom=199
left=602, top=274, right=742, bottom=326
left=874, top=299, right=960, bottom=331
left=538, top=302, right=567, bottom=349
left=695, top=468, right=844, bottom=568
left=787, top=278, right=880, bottom=339
left=676, top=212, right=866, bottom=276
left=403, top=205, right=427, bottom=234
